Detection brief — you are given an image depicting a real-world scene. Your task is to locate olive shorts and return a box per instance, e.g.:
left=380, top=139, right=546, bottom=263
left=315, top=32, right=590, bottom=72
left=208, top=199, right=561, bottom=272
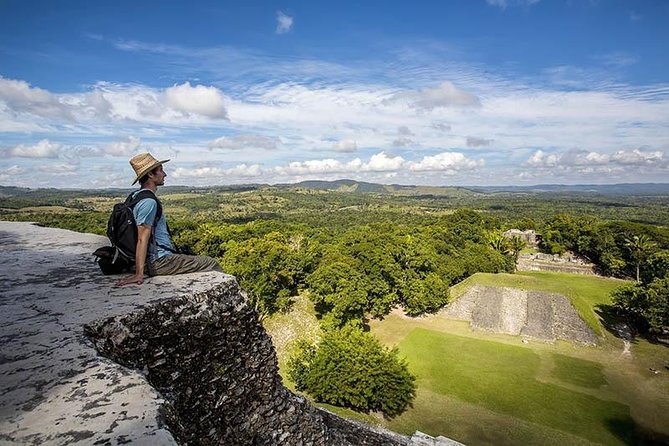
left=149, top=254, right=222, bottom=276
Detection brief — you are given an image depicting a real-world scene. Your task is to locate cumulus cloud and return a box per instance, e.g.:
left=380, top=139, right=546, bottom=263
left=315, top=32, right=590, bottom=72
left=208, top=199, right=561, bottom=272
left=274, top=159, right=357, bottom=176
left=276, top=11, right=293, bottom=34
left=5, top=139, right=62, bottom=158
left=164, top=82, right=228, bottom=119
left=525, top=150, right=561, bottom=167
left=104, top=136, right=141, bottom=157
left=367, top=152, right=406, bottom=171
left=410, top=152, right=484, bottom=172
left=171, top=163, right=263, bottom=180
left=611, top=148, right=664, bottom=165
left=208, top=134, right=277, bottom=150
left=525, top=148, right=666, bottom=169
left=81, top=90, right=114, bottom=119
left=400, top=81, right=481, bottom=110
left=332, top=139, right=357, bottom=153
left=0, top=77, right=73, bottom=120
left=466, top=136, right=493, bottom=147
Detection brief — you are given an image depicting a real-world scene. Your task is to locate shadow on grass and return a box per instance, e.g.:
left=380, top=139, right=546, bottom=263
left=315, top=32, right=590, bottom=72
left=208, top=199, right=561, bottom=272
left=595, top=304, right=635, bottom=339
left=596, top=304, right=669, bottom=348
left=607, top=417, right=669, bottom=446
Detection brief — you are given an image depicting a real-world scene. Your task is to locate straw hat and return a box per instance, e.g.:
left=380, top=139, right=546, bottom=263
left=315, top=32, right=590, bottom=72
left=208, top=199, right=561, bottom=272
left=129, top=153, right=170, bottom=185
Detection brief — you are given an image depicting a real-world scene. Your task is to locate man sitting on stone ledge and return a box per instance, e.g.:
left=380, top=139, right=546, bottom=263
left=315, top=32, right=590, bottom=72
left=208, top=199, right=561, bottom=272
left=117, top=152, right=222, bottom=286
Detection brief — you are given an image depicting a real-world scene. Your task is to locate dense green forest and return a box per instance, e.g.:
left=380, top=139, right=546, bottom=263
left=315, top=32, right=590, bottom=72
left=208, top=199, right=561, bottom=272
left=2, top=181, right=668, bottom=417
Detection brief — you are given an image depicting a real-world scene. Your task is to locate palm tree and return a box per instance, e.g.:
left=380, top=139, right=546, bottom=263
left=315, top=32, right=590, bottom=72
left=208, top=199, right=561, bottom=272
left=488, top=232, right=508, bottom=253
left=508, top=236, right=526, bottom=264
left=624, top=234, right=656, bottom=282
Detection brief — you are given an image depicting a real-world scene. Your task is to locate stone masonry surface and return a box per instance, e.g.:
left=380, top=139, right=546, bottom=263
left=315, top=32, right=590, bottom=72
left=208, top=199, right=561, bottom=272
left=1, top=222, right=455, bottom=446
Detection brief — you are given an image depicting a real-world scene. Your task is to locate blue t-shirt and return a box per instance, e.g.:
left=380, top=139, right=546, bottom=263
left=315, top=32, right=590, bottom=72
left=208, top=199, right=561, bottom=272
left=132, top=190, right=175, bottom=263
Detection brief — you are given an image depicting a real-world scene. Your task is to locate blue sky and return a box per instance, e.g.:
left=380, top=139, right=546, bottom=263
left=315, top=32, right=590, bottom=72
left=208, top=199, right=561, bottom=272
left=1, top=0, right=668, bottom=188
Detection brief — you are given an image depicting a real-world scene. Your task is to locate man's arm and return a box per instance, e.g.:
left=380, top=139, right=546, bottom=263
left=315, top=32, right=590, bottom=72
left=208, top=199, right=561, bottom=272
left=116, top=224, right=152, bottom=286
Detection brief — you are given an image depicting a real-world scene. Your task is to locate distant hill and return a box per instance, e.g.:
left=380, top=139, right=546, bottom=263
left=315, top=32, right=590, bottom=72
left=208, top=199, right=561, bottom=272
left=287, top=179, right=387, bottom=193
left=2, top=181, right=668, bottom=198
left=284, top=179, right=481, bottom=197
left=468, top=183, right=669, bottom=196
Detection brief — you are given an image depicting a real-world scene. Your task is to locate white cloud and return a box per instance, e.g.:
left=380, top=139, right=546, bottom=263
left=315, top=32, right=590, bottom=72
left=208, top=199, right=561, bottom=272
left=38, top=163, right=78, bottom=174
left=274, top=159, right=355, bottom=176
left=400, top=81, right=481, bottom=110
left=0, top=77, right=72, bottom=120
left=0, top=165, right=26, bottom=175
left=366, top=152, right=406, bottom=171
left=171, top=163, right=263, bottom=180
left=525, top=148, right=666, bottom=169
left=6, top=139, right=62, bottom=158
left=226, top=163, right=263, bottom=177
left=333, top=139, right=357, bottom=153
left=104, top=136, right=141, bottom=157
left=208, top=134, right=277, bottom=150
left=410, top=152, right=484, bottom=172
left=526, top=150, right=559, bottom=167
left=276, top=11, right=294, bottom=34
left=611, top=148, right=664, bottom=165
left=163, top=82, right=228, bottom=119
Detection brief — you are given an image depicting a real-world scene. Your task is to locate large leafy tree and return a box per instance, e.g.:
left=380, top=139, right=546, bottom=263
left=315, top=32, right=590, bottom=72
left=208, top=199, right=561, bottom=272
left=307, top=261, right=371, bottom=328
left=288, top=326, right=416, bottom=417
left=221, top=232, right=306, bottom=318
left=612, top=278, right=669, bottom=336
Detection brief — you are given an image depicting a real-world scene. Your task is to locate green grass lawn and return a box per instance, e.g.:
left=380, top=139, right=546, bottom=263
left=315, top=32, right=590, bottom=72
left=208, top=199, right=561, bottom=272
left=551, top=354, right=607, bottom=389
left=267, top=272, right=669, bottom=445
left=390, top=328, right=633, bottom=446
left=450, top=271, right=627, bottom=335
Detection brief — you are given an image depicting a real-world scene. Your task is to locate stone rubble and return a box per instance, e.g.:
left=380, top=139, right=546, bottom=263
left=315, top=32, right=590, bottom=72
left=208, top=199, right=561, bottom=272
left=445, top=285, right=597, bottom=344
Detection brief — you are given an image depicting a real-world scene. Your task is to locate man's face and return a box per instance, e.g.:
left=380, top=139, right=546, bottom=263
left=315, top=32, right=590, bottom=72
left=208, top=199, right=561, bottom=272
left=150, top=165, right=167, bottom=185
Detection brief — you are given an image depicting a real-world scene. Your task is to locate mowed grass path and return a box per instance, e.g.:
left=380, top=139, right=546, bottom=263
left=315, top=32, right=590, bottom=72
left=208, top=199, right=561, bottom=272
left=391, top=328, right=633, bottom=446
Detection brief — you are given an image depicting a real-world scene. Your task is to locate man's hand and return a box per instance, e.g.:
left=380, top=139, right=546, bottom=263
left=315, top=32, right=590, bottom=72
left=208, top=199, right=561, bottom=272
left=116, top=273, right=144, bottom=286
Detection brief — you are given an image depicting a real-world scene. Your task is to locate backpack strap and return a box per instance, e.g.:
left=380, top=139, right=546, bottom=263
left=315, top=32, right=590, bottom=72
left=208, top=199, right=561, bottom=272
left=127, top=189, right=179, bottom=255
left=126, top=189, right=162, bottom=224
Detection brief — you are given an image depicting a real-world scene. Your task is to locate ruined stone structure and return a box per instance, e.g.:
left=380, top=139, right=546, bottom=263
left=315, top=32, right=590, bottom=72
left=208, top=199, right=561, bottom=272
left=0, top=222, right=460, bottom=446
left=517, top=252, right=596, bottom=275
left=444, top=285, right=597, bottom=345
left=502, top=229, right=539, bottom=247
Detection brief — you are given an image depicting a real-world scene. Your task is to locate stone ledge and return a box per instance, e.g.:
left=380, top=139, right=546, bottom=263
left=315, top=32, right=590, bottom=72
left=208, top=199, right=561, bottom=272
left=0, top=221, right=232, bottom=445
left=0, top=221, right=457, bottom=446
